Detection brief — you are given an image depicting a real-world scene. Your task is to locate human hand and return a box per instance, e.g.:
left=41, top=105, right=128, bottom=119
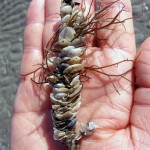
left=10, top=0, right=150, bottom=150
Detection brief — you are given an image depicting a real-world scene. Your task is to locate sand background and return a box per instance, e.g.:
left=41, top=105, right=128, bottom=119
left=0, top=0, right=150, bottom=149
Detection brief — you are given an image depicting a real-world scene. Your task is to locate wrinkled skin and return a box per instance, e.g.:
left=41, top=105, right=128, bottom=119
left=10, top=0, right=150, bottom=150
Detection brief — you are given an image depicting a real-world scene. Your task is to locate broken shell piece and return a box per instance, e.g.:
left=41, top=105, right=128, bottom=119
left=54, top=39, right=70, bottom=51
left=59, top=27, right=76, bottom=41
left=63, top=64, right=83, bottom=74
left=60, top=5, right=72, bottom=16
left=80, top=121, right=96, bottom=136
left=87, top=122, right=95, bottom=131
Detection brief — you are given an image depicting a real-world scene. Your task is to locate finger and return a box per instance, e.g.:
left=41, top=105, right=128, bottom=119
left=21, top=0, right=45, bottom=74
left=135, top=37, right=150, bottom=88
left=43, top=0, right=61, bottom=47
left=130, top=38, right=150, bottom=149
left=97, top=0, right=136, bottom=55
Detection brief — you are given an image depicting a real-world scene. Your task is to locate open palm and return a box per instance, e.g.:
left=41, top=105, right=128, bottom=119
left=10, top=0, right=150, bottom=150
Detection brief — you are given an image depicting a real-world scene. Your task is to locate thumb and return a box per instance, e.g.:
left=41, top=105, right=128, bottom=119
left=130, top=37, right=150, bottom=148
left=135, top=37, right=150, bottom=87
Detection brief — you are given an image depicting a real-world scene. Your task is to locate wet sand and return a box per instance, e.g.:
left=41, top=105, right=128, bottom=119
left=0, top=0, right=149, bottom=149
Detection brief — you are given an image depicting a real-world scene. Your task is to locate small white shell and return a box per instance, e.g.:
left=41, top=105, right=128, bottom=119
left=69, top=84, right=80, bottom=94
left=72, top=10, right=84, bottom=23
left=76, top=12, right=84, bottom=23
left=71, top=101, right=81, bottom=113
left=45, top=57, right=59, bottom=69
left=72, top=6, right=79, bottom=13
left=50, top=93, right=68, bottom=106
left=68, top=85, right=82, bottom=98
left=67, top=47, right=85, bottom=57
left=53, top=87, right=69, bottom=94
left=52, top=105, right=60, bottom=111
left=55, top=93, right=68, bottom=100
left=61, top=46, right=75, bottom=55
left=61, top=14, right=71, bottom=23
left=47, top=75, right=59, bottom=83
left=70, top=75, right=80, bottom=86
left=63, top=64, right=83, bottom=74
left=54, top=83, right=65, bottom=88
left=55, top=111, right=73, bottom=120
left=67, top=56, right=82, bottom=65
left=59, top=27, right=76, bottom=41
left=60, top=5, right=72, bottom=16
left=72, top=9, right=83, bottom=17
left=71, top=37, right=85, bottom=47
left=54, top=39, right=70, bottom=51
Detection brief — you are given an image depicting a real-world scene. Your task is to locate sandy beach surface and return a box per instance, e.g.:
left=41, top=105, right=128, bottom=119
left=0, top=0, right=150, bottom=149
